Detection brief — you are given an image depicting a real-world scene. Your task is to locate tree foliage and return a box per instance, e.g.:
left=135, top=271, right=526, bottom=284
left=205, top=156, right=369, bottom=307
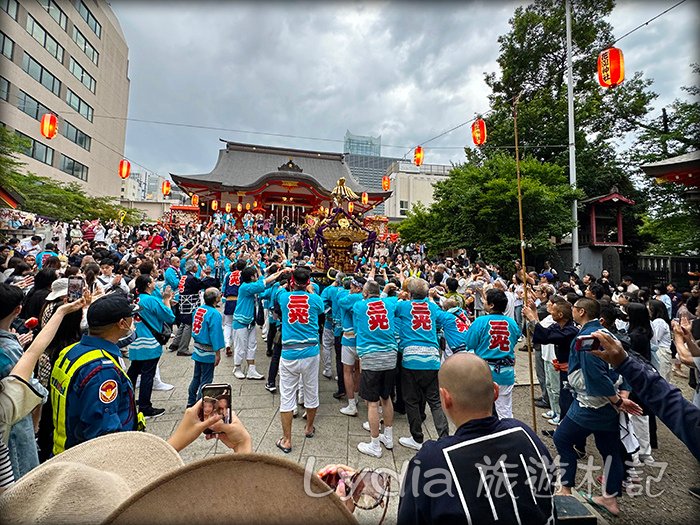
left=399, top=154, right=581, bottom=268
left=0, top=127, right=142, bottom=224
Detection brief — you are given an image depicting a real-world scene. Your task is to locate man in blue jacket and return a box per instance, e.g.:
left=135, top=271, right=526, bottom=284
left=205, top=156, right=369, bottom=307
left=395, top=278, right=449, bottom=451
left=397, top=352, right=555, bottom=525
left=187, top=288, right=226, bottom=406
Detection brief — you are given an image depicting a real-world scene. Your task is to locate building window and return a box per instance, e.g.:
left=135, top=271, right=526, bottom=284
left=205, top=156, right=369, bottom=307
left=63, top=120, right=91, bottom=151
left=59, top=153, right=88, bottom=181
left=71, top=26, right=98, bottom=66
left=68, top=57, right=95, bottom=93
left=1, top=0, right=18, bottom=20
left=66, top=89, right=93, bottom=122
left=399, top=200, right=409, bottom=217
left=76, top=1, right=101, bottom=38
left=15, top=131, right=54, bottom=165
left=0, top=31, right=13, bottom=60
left=0, top=76, right=9, bottom=101
left=16, top=90, right=55, bottom=121
left=37, top=0, right=67, bottom=31
left=22, top=53, right=61, bottom=96
left=26, top=14, right=64, bottom=64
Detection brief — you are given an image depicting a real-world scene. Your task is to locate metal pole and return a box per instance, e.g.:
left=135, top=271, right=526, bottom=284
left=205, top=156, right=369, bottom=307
left=513, top=94, right=538, bottom=433
left=566, top=0, right=579, bottom=269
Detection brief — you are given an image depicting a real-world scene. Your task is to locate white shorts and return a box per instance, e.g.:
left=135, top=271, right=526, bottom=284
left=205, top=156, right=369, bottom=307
left=494, top=383, right=514, bottom=419
left=279, top=354, right=320, bottom=412
left=341, top=345, right=358, bottom=366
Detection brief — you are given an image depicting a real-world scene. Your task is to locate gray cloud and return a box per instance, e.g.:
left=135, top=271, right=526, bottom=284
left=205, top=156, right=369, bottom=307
left=111, top=0, right=698, bottom=179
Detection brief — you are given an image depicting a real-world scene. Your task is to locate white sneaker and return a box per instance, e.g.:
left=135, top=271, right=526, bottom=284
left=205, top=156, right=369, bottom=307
left=153, top=380, right=174, bottom=391
left=357, top=441, right=382, bottom=458
left=340, top=405, right=358, bottom=417
left=362, top=421, right=371, bottom=432
left=379, top=433, right=394, bottom=450
left=548, top=415, right=560, bottom=426
left=246, top=369, right=265, bottom=380
left=292, top=406, right=298, bottom=418
left=399, top=436, right=422, bottom=451
left=233, top=367, right=245, bottom=380
left=541, top=410, right=555, bottom=419
left=641, top=455, right=656, bottom=465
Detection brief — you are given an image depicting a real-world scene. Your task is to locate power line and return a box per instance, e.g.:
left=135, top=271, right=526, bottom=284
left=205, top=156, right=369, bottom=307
left=612, top=0, right=687, bottom=45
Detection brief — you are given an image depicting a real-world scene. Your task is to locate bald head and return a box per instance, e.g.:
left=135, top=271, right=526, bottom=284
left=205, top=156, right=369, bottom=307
left=438, top=353, right=495, bottom=415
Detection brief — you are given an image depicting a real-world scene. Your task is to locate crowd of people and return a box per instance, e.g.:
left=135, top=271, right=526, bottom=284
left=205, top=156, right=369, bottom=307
left=0, top=213, right=698, bottom=523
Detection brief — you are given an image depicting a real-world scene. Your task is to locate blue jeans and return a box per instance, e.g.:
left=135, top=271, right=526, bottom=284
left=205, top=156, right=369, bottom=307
left=554, top=415, right=623, bottom=497
left=187, top=361, right=215, bottom=407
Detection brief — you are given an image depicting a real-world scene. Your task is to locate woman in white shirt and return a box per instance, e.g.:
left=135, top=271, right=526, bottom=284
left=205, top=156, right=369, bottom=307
left=648, top=299, right=673, bottom=381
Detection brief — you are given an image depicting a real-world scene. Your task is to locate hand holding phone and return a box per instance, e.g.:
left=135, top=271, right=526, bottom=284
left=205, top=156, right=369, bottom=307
left=199, top=383, right=232, bottom=435
left=67, top=276, right=85, bottom=302
left=575, top=335, right=600, bottom=351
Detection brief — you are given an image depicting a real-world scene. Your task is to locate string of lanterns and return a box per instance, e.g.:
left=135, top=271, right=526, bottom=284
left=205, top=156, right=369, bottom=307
left=37, top=43, right=627, bottom=199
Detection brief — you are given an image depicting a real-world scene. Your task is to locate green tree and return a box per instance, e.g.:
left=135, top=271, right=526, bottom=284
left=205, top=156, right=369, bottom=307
left=628, top=64, right=700, bottom=255
left=481, top=0, right=657, bottom=253
left=0, top=127, right=142, bottom=224
left=398, top=154, right=581, bottom=268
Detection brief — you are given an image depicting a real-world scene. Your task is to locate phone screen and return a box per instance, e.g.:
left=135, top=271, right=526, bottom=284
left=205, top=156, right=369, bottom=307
left=576, top=336, right=600, bottom=351
left=199, top=383, right=232, bottom=435
left=67, top=277, right=85, bottom=301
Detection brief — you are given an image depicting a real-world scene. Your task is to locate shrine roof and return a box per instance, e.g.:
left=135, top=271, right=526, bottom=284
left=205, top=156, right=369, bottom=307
left=640, top=150, right=700, bottom=186
left=581, top=191, right=635, bottom=206
left=171, top=140, right=386, bottom=196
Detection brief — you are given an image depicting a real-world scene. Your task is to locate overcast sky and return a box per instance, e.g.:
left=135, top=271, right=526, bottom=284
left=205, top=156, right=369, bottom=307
left=110, top=0, right=699, bottom=180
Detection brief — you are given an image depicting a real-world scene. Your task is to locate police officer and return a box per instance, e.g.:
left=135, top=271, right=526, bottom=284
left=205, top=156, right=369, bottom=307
left=51, top=294, right=142, bottom=455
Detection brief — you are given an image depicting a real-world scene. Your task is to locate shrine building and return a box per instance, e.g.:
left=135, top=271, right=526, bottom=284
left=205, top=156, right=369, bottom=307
left=171, top=140, right=392, bottom=223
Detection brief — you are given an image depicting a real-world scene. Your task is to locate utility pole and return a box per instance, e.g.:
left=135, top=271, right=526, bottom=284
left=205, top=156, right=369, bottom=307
left=565, top=0, right=579, bottom=270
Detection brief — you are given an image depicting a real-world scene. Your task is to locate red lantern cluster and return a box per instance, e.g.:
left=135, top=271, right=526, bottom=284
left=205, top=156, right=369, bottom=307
left=597, top=47, right=624, bottom=88
left=413, top=146, right=424, bottom=167
left=237, top=203, right=242, bottom=212
left=382, top=175, right=390, bottom=191
left=40, top=113, right=58, bottom=139
left=225, top=202, right=232, bottom=213
left=119, top=159, right=130, bottom=179
left=211, top=200, right=218, bottom=211
left=471, top=118, right=487, bottom=146
left=161, top=180, right=171, bottom=196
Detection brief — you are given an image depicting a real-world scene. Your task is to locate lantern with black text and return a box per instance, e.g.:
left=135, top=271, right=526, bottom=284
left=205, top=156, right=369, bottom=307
left=211, top=200, right=218, bottom=211
left=225, top=202, right=231, bottom=213
left=413, top=146, right=424, bottom=167
left=348, top=201, right=354, bottom=214
left=161, top=180, right=171, bottom=197
left=382, top=175, right=390, bottom=191
left=471, top=118, right=487, bottom=146
left=191, top=194, right=199, bottom=206
left=118, top=159, right=131, bottom=179
left=597, top=47, right=624, bottom=88
left=361, top=192, right=368, bottom=205
left=40, top=113, right=58, bottom=139
left=237, top=203, right=242, bottom=212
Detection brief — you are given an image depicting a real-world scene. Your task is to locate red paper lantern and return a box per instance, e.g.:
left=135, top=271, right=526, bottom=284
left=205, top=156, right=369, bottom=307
left=253, top=200, right=258, bottom=208
left=597, top=47, right=625, bottom=88
left=191, top=194, right=199, bottom=206
left=211, top=200, right=218, bottom=211
left=348, top=201, right=355, bottom=214
left=225, top=202, right=231, bottom=213
left=361, top=192, right=368, bottom=205
left=471, top=118, right=487, bottom=146
left=382, top=175, right=390, bottom=191
left=237, top=203, right=242, bottom=212
left=40, top=113, right=58, bottom=139
left=118, top=159, right=130, bottom=179
left=245, top=202, right=251, bottom=211
left=161, top=180, right=171, bottom=196
left=413, top=146, right=424, bottom=167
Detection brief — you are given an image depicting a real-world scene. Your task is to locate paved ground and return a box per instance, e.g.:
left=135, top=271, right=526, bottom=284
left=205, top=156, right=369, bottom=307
left=137, top=329, right=699, bottom=524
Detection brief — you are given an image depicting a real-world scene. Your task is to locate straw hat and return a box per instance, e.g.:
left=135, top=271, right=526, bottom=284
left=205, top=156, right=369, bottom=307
left=104, top=453, right=358, bottom=525
left=0, top=432, right=184, bottom=525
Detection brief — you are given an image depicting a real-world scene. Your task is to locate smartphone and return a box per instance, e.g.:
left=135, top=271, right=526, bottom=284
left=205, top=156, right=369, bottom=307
left=575, top=335, right=600, bottom=351
left=67, top=276, right=85, bottom=301
left=199, top=383, right=232, bottom=435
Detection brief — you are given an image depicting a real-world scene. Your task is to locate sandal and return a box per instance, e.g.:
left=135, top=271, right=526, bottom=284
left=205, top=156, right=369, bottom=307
left=584, top=494, right=619, bottom=519
left=276, top=438, right=291, bottom=454
left=305, top=426, right=316, bottom=438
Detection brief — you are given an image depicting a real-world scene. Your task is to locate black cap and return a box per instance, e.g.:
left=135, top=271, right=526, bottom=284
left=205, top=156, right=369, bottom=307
left=87, top=294, right=140, bottom=327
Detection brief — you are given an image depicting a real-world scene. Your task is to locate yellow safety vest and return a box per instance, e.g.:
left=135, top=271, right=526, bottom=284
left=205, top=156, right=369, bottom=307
left=50, top=344, right=145, bottom=455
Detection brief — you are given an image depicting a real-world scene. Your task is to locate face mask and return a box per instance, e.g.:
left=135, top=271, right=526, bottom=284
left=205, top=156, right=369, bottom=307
left=122, top=318, right=135, bottom=339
